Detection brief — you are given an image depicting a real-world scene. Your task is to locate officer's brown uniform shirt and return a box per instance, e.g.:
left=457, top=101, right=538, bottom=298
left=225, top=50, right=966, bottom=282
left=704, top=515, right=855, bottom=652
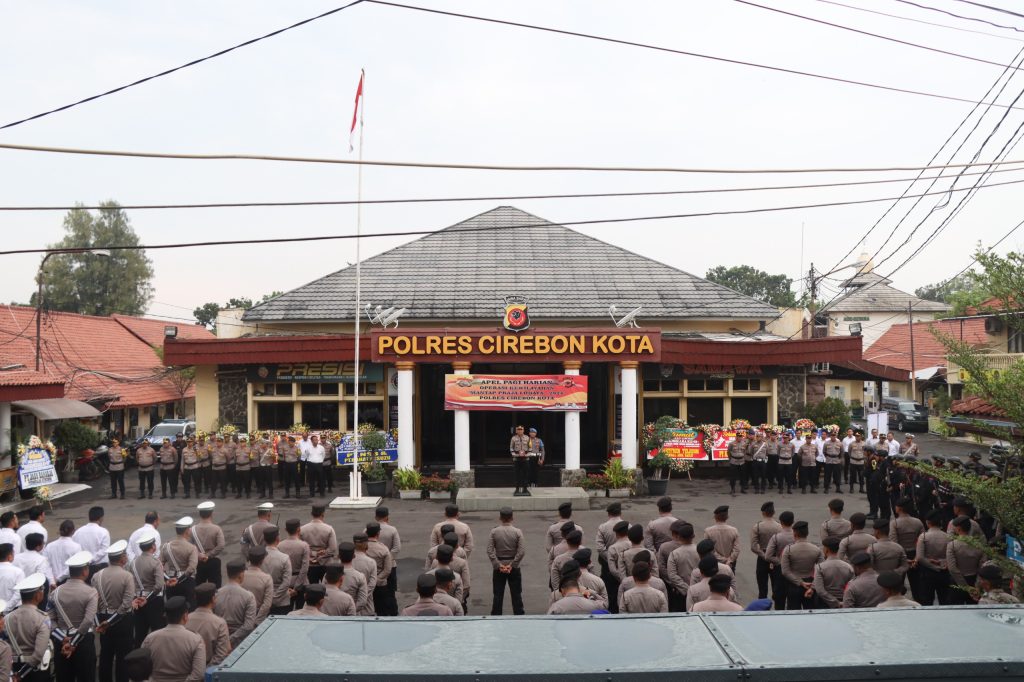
left=703, top=522, right=741, bottom=565
left=161, top=537, right=199, bottom=579
left=214, top=582, right=257, bottom=647
left=300, top=520, right=338, bottom=566
left=242, top=566, right=273, bottom=622
left=185, top=607, right=231, bottom=666
left=869, top=540, right=909, bottom=575
left=842, top=570, right=886, bottom=608
left=781, top=540, right=823, bottom=586
left=142, top=623, right=206, bottom=682
left=837, top=531, right=875, bottom=563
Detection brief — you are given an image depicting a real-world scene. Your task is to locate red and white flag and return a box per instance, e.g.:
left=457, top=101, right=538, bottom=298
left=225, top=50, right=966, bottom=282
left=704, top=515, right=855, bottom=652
left=349, top=69, right=364, bottom=153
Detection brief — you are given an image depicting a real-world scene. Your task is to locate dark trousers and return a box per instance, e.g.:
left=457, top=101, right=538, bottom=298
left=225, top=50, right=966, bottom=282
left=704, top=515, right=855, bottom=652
left=159, top=468, right=178, bottom=497
left=513, top=457, right=530, bottom=491
left=255, top=467, right=274, bottom=497
left=373, top=585, right=398, bottom=616
left=226, top=464, right=237, bottom=492
left=600, top=556, right=621, bottom=613
left=325, top=463, right=334, bottom=491
left=950, top=574, right=977, bottom=604
left=905, top=551, right=923, bottom=603
left=99, top=615, right=132, bottom=682
left=387, top=566, right=399, bottom=611
left=770, top=563, right=786, bottom=610
left=182, top=469, right=200, bottom=497
left=823, top=463, right=841, bottom=491
left=800, top=465, right=818, bottom=492
left=307, top=565, right=326, bottom=586
left=283, top=462, right=301, bottom=495
left=751, top=460, right=767, bottom=491
left=235, top=468, right=252, bottom=497
left=849, top=464, right=865, bottom=490
left=778, top=462, right=795, bottom=491
left=167, top=576, right=196, bottom=611
left=755, top=556, right=773, bottom=600
left=491, top=566, right=524, bottom=615
left=842, top=453, right=851, bottom=483
left=277, top=461, right=286, bottom=488
left=269, top=604, right=291, bottom=616
left=196, top=556, right=222, bottom=588
left=132, top=594, right=165, bottom=648
left=137, top=469, right=154, bottom=497
left=108, top=470, right=124, bottom=497
left=299, top=461, right=308, bottom=489
left=728, top=464, right=746, bottom=492
left=307, top=462, right=325, bottom=496
left=742, top=461, right=752, bottom=488
left=786, top=578, right=814, bottom=610
left=919, top=568, right=952, bottom=605
left=56, top=632, right=96, bottom=682
left=766, top=456, right=779, bottom=488
left=212, top=469, right=229, bottom=496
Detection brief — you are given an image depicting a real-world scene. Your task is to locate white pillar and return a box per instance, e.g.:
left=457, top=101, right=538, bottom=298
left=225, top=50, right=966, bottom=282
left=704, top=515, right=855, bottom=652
left=453, top=363, right=471, bottom=472
left=396, top=363, right=415, bottom=470
left=620, top=362, right=638, bottom=469
left=564, top=362, right=581, bottom=470
left=0, top=402, right=10, bottom=458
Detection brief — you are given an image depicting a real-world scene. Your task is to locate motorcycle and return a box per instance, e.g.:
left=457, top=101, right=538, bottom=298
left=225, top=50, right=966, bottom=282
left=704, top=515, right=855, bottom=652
left=76, top=446, right=109, bottom=482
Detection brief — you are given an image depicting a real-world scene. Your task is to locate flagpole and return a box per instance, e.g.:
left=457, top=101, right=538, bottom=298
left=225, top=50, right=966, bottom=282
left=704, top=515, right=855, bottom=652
left=352, top=68, right=365, bottom=501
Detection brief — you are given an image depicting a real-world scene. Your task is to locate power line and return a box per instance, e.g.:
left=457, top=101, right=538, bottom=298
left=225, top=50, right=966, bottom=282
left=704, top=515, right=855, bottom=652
left=7, top=140, right=1024, bottom=175
left=811, top=0, right=1024, bottom=42
left=364, top=0, right=1024, bottom=111
left=951, top=0, right=1024, bottom=21
left=5, top=175, right=1024, bottom=258
left=0, top=1, right=365, bottom=130
left=735, top=0, right=1024, bottom=71
left=6, top=165, right=1024, bottom=212
left=892, top=0, right=1024, bottom=34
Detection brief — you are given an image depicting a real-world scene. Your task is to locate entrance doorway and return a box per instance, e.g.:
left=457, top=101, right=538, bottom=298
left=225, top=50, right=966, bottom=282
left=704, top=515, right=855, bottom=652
left=469, top=411, right=564, bottom=465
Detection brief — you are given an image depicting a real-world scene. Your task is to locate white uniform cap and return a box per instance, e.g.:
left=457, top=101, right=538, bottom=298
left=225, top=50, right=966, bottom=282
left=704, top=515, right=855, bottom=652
left=137, top=532, right=158, bottom=548
left=108, top=540, right=129, bottom=558
left=176, top=516, right=194, bottom=528
left=0, top=599, right=6, bottom=613
left=15, top=573, right=47, bottom=593
left=66, top=551, right=93, bottom=568
left=257, top=502, right=274, bottom=511
left=196, top=501, right=216, bottom=511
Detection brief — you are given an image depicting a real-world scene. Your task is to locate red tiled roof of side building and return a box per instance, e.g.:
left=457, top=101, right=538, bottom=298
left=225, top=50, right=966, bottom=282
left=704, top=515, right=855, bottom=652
left=864, top=318, right=992, bottom=372
left=0, top=305, right=201, bottom=408
left=951, top=397, right=1006, bottom=417
left=112, top=314, right=213, bottom=347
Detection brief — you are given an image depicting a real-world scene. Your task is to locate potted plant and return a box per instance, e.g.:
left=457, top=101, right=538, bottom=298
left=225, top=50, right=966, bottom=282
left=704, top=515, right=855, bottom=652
left=579, top=473, right=608, bottom=498
left=603, top=458, right=633, bottom=498
left=392, top=467, right=422, bottom=500
left=645, top=450, right=673, bottom=497
left=360, top=460, right=388, bottom=497
left=421, top=474, right=455, bottom=500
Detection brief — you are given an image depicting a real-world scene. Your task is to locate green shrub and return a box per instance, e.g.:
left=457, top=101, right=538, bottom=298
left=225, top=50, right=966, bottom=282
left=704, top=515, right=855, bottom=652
left=52, top=421, right=100, bottom=454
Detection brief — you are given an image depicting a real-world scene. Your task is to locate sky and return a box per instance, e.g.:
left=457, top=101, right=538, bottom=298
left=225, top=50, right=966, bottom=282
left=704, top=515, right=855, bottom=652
left=2, top=0, right=1024, bottom=325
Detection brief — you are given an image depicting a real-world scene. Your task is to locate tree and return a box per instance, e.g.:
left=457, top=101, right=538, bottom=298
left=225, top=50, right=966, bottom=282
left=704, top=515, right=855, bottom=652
left=152, top=347, right=195, bottom=418
left=915, top=271, right=989, bottom=317
left=192, top=292, right=284, bottom=329
left=925, top=248, right=1024, bottom=595
left=706, top=265, right=797, bottom=307
left=32, top=203, right=154, bottom=316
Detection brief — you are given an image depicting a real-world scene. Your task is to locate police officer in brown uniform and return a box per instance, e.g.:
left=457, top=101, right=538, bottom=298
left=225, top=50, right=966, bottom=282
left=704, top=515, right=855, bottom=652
left=254, top=438, right=275, bottom=499
left=162, top=518, right=199, bottom=611
left=108, top=439, right=127, bottom=500
left=666, top=523, right=699, bottom=611
left=876, top=570, right=921, bottom=608
left=915, top=509, right=951, bottom=605
left=141, top=596, right=205, bottom=682
left=242, top=547, right=273, bottom=624
left=95, top=540, right=135, bottom=682
left=191, top=501, right=225, bottom=589
left=780, top=521, right=823, bottom=610
left=822, top=434, right=843, bottom=494
left=644, top=497, right=678, bottom=553
left=134, top=441, right=157, bottom=500
left=487, top=507, right=525, bottom=615
left=870, top=519, right=909, bottom=576
left=262, top=527, right=292, bottom=616
left=401, top=574, right=453, bottom=616
left=158, top=438, right=179, bottom=499
left=848, top=433, right=867, bottom=493
left=129, top=532, right=164, bottom=649
left=890, top=498, right=924, bottom=602
left=751, top=501, right=782, bottom=602
left=777, top=433, right=796, bottom=494
left=210, top=437, right=229, bottom=499
left=338, top=543, right=372, bottom=616
left=704, top=506, right=741, bottom=571
left=300, top=505, right=337, bottom=585
left=798, top=434, right=819, bottom=493
left=430, top=505, right=474, bottom=556
left=321, top=561, right=357, bottom=616
left=213, top=560, right=257, bottom=648
left=185, top=583, right=230, bottom=667
left=233, top=438, right=253, bottom=499
left=947, top=515, right=984, bottom=604
left=509, top=426, right=531, bottom=496
left=180, top=439, right=200, bottom=500
left=279, top=519, right=310, bottom=611
left=49, top=551, right=98, bottom=682
left=240, top=503, right=275, bottom=553
left=837, top=513, right=875, bottom=563
left=727, top=431, right=747, bottom=494
left=195, top=435, right=211, bottom=496
left=6, top=573, right=51, bottom=682
left=365, top=522, right=397, bottom=616
left=763, top=511, right=796, bottom=605
left=811, top=536, right=854, bottom=608
left=279, top=436, right=302, bottom=498
left=821, top=499, right=852, bottom=543
left=842, top=552, right=885, bottom=608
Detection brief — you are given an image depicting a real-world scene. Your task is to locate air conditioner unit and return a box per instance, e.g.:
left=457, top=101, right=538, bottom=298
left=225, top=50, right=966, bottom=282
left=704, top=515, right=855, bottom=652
left=985, top=317, right=1004, bottom=334
left=810, top=363, right=831, bottom=375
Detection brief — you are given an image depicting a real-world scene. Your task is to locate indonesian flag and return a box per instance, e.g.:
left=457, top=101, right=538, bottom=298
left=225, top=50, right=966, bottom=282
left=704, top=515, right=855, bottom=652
left=349, top=69, right=364, bottom=153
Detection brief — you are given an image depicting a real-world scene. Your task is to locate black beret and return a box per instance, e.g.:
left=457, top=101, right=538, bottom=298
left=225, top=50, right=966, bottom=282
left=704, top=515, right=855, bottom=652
left=559, top=559, right=581, bottom=576
left=696, top=539, right=716, bottom=555
left=195, top=583, right=217, bottom=601
left=613, top=521, right=629, bottom=534
left=436, top=544, right=454, bottom=559
left=558, top=502, right=573, bottom=514
left=305, top=584, right=327, bottom=599
left=247, top=545, right=267, bottom=561
left=792, top=521, right=809, bottom=533
left=876, top=571, right=904, bottom=589
left=606, top=502, right=622, bottom=515
left=572, top=548, right=592, bottom=564
left=434, top=567, right=455, bottom=583
left=872, top=518, right=890, bottom=531
left=353, top=532, right=368, bottom=543
left=416, top=573, right=437, bottom=590
left=761, top=501, right=775, bottom=513
left=849, top=552, right=871, bottom=566
left=164, top=596, right=188, bottom=613
left=698, top=555, right=719, bottom=575
left=978, top=564, right=1002, bottom=581
left=714, top=505, right=729, bottom=515
left=708, top=573, right=732, bottom=592
left=822, top=536, right=840, bottom=552
left=365, top=522, right=381, bottom=536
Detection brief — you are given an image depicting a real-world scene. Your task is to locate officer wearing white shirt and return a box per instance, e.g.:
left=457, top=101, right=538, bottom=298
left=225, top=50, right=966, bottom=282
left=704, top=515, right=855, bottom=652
left=305, top=435, right=327, bottom=497
left=16, top=507, right=47, bottom=546
left=884, top=434, right=901, bottom=456
left=865, top=429, right=880, bottom=452
left=0, top=513, right=23, bottom=555
left=0, top=543, right=25, bottom=610
left=12, top=534, right=54, bottom=588
left=43, top=520, right=81, bottom=584
left=71, top=507, right=111, bottom=571
left=128, top=512, right=162, bottom=562
left=298, top=434, right=312, bottom=492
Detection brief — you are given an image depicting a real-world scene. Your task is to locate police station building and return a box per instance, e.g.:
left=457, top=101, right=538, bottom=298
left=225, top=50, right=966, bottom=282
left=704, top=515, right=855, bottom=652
left=165, top=207, right=887, bottom=486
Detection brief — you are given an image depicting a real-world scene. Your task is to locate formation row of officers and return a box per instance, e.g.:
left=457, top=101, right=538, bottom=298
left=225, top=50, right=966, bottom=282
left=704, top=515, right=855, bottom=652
left=106, top=432, right=336, bottom=501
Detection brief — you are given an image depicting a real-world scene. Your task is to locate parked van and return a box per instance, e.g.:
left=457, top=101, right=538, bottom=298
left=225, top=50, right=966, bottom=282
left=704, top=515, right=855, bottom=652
left=881, top=398, right=928, bottom=432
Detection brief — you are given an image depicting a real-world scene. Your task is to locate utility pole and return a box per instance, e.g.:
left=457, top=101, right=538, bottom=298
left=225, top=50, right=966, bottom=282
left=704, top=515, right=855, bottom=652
left=908, top=302, right=917, bottom=400
left=807, top=263, right=817, bottom=338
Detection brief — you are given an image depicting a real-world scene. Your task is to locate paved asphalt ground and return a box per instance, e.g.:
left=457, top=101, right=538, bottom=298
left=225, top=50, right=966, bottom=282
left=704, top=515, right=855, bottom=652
left=28, top=430, right=989, bottom=616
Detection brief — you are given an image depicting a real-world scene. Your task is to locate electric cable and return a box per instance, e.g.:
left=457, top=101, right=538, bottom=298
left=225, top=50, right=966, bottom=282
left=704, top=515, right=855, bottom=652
left=892, top=0, right=1024, bottom=34
left=811, top=0, right=1024, bottom=42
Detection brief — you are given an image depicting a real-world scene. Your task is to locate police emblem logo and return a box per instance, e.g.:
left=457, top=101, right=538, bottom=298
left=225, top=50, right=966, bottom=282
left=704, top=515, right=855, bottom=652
left=502, top=295, right=530, bottom=332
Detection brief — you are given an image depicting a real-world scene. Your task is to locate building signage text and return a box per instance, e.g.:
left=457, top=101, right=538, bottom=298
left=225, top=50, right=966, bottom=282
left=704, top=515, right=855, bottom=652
left=372, top=329, right=662, bottom=362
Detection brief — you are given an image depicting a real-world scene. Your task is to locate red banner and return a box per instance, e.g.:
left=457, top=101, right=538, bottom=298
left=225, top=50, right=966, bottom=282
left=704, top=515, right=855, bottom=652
left=444, top=374, right=588, bottom=411
left=711, top=429, right=736, bottom=461
left=653, top=428, right=706, bottom=460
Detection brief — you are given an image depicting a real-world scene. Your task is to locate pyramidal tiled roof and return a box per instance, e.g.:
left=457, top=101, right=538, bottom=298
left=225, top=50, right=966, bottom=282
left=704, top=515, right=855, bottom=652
left=822, top=271, right=949, bottom=314
left=243, top=206, right=779, bottom=323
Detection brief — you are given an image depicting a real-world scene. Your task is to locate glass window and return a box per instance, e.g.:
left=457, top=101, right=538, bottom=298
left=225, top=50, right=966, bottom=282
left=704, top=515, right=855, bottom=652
left=686, top=398, right=723, bottom=424
left=300, top=383, right=340, bottom=396
left=254, top=383, right=291, bottom=397
left=644, top=379, right=680, bottom=392
left=344, top=382, right=378, bottom=396
left=346, top=402, right=384, bottom=431
left=301, top=402, right=339, bottom=430
left=1009, top=328, right=1024, bottom=354
left=257, top=402, right=294, bottom=430
left=733, top=379, right=762, bottom=391
left=688, top=379, right=724, bottom=392
left=732, top=397, right=768, bottom=425
left=643, top=398, right=679, bottom=422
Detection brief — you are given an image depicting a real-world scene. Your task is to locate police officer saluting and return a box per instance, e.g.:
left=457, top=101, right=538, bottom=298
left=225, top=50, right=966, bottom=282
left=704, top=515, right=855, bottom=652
left=6, top=573, right=51, bottom=682
left=49, top=551, right=98, bottom=682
